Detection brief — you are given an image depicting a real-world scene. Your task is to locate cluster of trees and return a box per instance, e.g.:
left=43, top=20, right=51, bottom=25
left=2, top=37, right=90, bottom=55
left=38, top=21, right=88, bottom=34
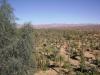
left=0, top=0, right=36, bottom=75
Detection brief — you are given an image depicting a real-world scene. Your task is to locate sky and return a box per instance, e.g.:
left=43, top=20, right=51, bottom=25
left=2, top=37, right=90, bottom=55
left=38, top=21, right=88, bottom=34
left=8, top=0, right=100, bottom=24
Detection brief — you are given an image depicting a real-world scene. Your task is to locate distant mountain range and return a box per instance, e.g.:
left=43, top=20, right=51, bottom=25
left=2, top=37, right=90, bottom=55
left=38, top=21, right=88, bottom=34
left=17, top=24, right=100, bottom=30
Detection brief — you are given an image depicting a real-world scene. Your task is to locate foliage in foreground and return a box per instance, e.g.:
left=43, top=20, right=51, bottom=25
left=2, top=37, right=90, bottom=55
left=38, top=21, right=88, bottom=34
left=0, top=0, right=36, bottom=75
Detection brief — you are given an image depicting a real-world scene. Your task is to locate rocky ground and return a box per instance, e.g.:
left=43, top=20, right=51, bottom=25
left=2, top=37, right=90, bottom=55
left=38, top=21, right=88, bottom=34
left=34, top=42, right=100, bottom=75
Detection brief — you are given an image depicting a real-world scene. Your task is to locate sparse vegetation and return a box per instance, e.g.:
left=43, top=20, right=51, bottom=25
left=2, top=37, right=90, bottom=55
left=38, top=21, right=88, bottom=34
left=34, top=29, right=100, bottom=75
left=0, top=0, right=100, bottom=75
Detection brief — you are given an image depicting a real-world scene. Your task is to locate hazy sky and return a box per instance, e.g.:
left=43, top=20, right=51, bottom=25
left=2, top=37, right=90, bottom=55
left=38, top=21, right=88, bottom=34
left=9, top=0, right=100, bottom=24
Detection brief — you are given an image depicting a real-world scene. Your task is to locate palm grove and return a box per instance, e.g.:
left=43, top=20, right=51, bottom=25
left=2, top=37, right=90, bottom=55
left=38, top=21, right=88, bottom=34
left=0, top=0, right=36, bottom=75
